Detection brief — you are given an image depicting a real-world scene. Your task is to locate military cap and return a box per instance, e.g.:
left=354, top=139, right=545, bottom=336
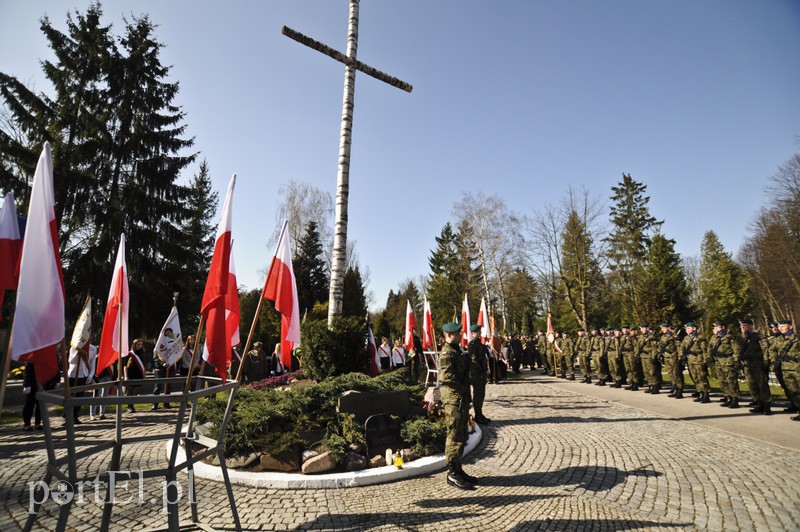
left=660, top=323, right=670, bottom=328
left=621, top=325, right=630, bottom=329
left=739, top=319, right=753, bottom=325
left=639, top=324, right=649, bottom=329
left=469, top=324, right=481, bottom=333
left=442, top=322, right=461, bottom=333
left=778, top=319, right=792, bottom=325
left=712, top=321, right=725, bottom=327
left=590, top=326, right=598, bottom=331
left=577, top=328, right=584, bottom=332
left=770, top=321, right=779, bottom=327
left=253, top=341, right=263, bottom=348
left=613, top=327, right=621, bottom=332
left=684, top=321, right=696, bottom=328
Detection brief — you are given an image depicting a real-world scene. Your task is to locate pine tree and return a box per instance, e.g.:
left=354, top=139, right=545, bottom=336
left=699, top=230, right=751, bottom=327
left=294, top=221, right=329, bottom=316
left=605, top=174, right=663, bottom=323
left=558, top=209, right=606, bottom=329
left=341, top=266, right=367, bottom=318
left=639, top=233, right=694, bottom=326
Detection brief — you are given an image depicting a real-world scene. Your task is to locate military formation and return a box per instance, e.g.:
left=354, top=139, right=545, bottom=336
left=513, top=319, right=800, bottom=418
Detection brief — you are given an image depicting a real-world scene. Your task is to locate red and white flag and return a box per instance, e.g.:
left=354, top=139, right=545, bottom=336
left=0, top=191, right=21, bottom=323
left=460, top=293, right=470, bottom=348
left=546, top=313, right=562, bottom=354
left=96, top=234, right=129, bottom=376
left=262, top=220, right=300, bottom=369
left=404, top=300, right=417, bottom=351
left=203, top=249, right=241, bottom=367
left=477, top=297, right=490, bottom=342
left=367, top=323, right=379, bottom=377
left=201, top=175, right=235, bottom=382
left=422, top=297, right=434, bottom=350
left=10, top=143, right=64, bottom=382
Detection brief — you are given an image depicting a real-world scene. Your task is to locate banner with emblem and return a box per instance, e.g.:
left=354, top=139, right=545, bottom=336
left=155, top=306, right=184, bottom=366
left=70, top=294, right=92, bottom=350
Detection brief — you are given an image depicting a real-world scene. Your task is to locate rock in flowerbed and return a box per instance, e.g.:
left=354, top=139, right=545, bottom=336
left=196, top=371, right=447, bottom=475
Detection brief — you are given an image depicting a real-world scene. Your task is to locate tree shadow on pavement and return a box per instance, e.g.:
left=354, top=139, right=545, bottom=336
left=508, top=517, right=693, bottom=531
left=481, top=465, right=661, bottom=492
left=489, top=416, right=663, bottom=426
left=292, top=511, right=482, bottom=531
left=415, top=493, right=563, bottom=509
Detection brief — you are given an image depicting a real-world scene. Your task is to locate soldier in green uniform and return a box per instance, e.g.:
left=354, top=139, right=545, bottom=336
left=709, top=321, right=741, bottom=408
left=535, top=331, right=550, bottom=375
left=468, top=324, right=491, bottom=424
left=638, top=325, right=662, bottom=393
left=438, top=322, right=477, bottom=489
left=609, top=328, right=626, bottom=388
left=738, top=319, right=772, bottom=415
left=559, top=331, right=575, bottom=380
left=574, top=329, right=591, bottom=382
left=591, top=327, right=608, bottom=385
left=771, top=320, right=800, bottom=420
left=769, top=321, right=797, bottom=413
left=660, top=324, right=682, bottom=398
left=682, top=322, right=711, bottom=403
left=623, top=326, right=644, bottom=390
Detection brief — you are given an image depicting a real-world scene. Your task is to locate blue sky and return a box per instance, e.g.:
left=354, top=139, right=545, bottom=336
left=2, top=1, right=799, bottom=311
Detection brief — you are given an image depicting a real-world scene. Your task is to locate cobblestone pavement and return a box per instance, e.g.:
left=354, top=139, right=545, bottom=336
left=3, top=373, right=799, bottom=531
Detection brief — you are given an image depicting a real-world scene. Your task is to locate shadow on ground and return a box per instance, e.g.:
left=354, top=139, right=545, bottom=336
left=480, top=465, right=661, bottom=492
left=508, top=518, right=693, bottom=531
left=292, top=511, right=482, bottom=531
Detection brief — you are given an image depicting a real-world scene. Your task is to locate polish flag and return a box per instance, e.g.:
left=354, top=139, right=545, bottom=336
left=367, top=322, right=379, bottom=377
left=404, top=300, right=417, bottom=351
left=10, top=143, right=64, bottom=383
left=96, top=235, right=129, bottom=376
left=460, top=293, right=470, bottom=348
left=477, top=297, right=490, bottom=343
left=203, top=249, right=241, bottom=367
left=262, top=220, right=300, bottom=369
left=201, top=175, right=235, bottom=382
left=546, top=313, right=562, bottom=354
left=422, top=297, right=434, bottom=350
left=0, top=191, right=22, bottom=323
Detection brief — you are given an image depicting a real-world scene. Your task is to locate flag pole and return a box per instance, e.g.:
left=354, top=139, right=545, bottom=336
left=235, top=220, right=288, bottom=383
left=61, top=338, right=70, bottom=397
left=183, top=315, right=205, bottom=393
left=0, top=303, right=16, bottom=415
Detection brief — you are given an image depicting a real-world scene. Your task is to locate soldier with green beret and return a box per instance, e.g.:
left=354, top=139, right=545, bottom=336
left=623, top=326, right=644, bottom=390
left=768, top=321, right=796, bottom=413
left=638, top=325, right=662, bottom=393
left=710, top=321, right=741, bottom=408
left=468, top=324, right=491, bottom=425
left=591, top=327, right=610, bottom=385
left=574, top=328, right=591, bottom=383
left=771, top=320, right=800, bottom=420
left=558, top=331, right=575, bottom=380
left=660, top=323, right=682, bottom=398
left=682, top=322, right=711, bottom=403
left=738, top=319, right=771, bottom=415
left=438, top=322, right=477, bottom=489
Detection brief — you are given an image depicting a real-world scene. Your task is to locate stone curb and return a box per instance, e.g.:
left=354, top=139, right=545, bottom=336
left=166, top=424, right=482, bottom=489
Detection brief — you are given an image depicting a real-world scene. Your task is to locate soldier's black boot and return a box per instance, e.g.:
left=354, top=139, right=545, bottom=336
left=728, top=397, right=740, bottom=409
left=668, top=387, right=676, bottom=397
left=691, top=391, right=700, bottom=398
left=674, top=389, right=684, bottom=399
left=624, top=382, right=634, bottom=390
left=458, top=465, right=479, bottom=485
left=630, top=383, right=639, bottom=391
left=700, top=391, right=711, bottom=403
left=567, top=374, right=575, bottom=381
left=644, top=385, right=653, bottom=394
left=586, top=376, right=592, bottom=384
left=693, top=393, right=702, bottom=402
left=651, top=385, right=660, bottom=394
left=447, top=465, right=475, bottom=490
left=749, top=401, right=764, bottom=414
left=720, top=396, right=730, bottom=406
left=763, top=403, right=773, bottom=415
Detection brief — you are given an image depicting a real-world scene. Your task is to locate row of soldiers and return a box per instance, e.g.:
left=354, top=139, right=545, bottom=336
left=522, top=319, right=800, bottom=419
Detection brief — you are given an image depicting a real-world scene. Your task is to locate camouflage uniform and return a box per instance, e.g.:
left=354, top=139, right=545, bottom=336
left=682, top=332, right=710, bottom=401
left=770, top=331, right=800, bottom=415
left=574, top=333, right=592, bottom=382
left=439, top=341, right=471, bottom=467
left=709, top=330, right=741, bottom=406
left=608, top=332, right=625, bottom=387
left=638, top=331, right=662, bottom=392
left=740, top=330, right=771, bottom=411
left=468, top=336, right=489, bottom=420
left=591, top=333, right=609, bottom=384
left=660, top=331, right=682, bottom=397
left=536, top=334, right=550, bottom=374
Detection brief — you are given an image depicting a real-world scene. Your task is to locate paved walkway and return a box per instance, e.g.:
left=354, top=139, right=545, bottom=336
left=2, top=372, right=799, bottom=531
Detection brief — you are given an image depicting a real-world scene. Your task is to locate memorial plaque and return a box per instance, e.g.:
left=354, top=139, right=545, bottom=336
left=364, top=413, right=402, bottom=457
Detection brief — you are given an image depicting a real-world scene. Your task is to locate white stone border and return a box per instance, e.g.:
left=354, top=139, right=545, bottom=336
left=167, top=425, right=482, bottom=489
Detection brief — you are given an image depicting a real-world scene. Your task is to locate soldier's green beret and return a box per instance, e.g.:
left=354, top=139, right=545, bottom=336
left=613, top=327, right=620, bottom=332
left=684, top=322, right=696, bottom=327
left=660, top=323, right=670, bottom=328
left=713, top=321, right=725, bottom=327
left=770, top=321, right=779, bottom=327
left=639, top=324, right=648, bottom=329
left=739, top=319, right=753, bottom=325
left=469, top=324, right=481, bottom=333
left=621, top=325, right=630, bottom=329
left=442, top=322, right=461, bottom=333
left=778, top=319, right=792, bottom=325
left=577, top=328, right=584, bottom=332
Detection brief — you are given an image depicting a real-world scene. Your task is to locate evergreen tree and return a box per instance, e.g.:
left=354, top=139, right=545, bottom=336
left=294, top=221, right=329, bottom=316
left=698, top=230, right=751, bottom=327
left=426, top=222, right=480, bottom=331
left=605, top=174, right=662, bottom=324
left=639, top=233, right=694, bottom=326
left=0, top=5, right=197, bottom=336
left=341, top=266, right=367, bottom=318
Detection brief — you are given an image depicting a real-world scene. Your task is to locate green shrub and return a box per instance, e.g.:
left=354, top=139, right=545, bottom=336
left=300, top=317, right=369, bottom=381
left=401, top=417, right=447, bottom=456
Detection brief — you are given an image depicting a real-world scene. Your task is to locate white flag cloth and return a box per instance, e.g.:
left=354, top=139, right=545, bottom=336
left=460, top=293, right=470, bottom=348
left=10, top=142, right=65, bottom=367
left=155, top=306, right=184, bottom=366
left=70, top=296, right=92, bottom=350
left=478, top=297, right=490, bottom=339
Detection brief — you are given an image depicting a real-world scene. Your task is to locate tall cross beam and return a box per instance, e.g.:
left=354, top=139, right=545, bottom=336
left=282, top=0, right=412, bottom=325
